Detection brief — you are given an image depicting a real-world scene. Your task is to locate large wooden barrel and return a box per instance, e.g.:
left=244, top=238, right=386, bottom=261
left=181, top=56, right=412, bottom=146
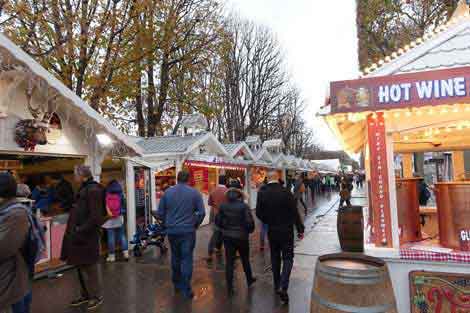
left=435, top=182, right=470, bottom=250
left=337, top=206, right=364, bottom=252
left=396, top=178, right=422, bottom=244
left=311, top=253, right=397, bottom=313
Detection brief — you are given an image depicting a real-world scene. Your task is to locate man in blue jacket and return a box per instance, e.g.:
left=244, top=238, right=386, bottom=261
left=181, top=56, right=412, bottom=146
left=157, top=170, right=206, bottom=299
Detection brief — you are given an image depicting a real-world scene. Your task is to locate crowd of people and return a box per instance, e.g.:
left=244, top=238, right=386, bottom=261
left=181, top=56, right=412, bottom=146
left=0, top=166, right=130, bottom=313
left=1, top=167, right=306, bottom=312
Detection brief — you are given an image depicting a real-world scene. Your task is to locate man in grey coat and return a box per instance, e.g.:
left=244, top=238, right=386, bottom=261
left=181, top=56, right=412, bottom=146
left=0, top=172, right=31, bottom=312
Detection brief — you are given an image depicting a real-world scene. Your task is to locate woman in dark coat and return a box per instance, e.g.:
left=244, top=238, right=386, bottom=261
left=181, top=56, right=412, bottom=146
left=61, top=165, right=105, bottom=310
left=215, top=184, right=256, bottom=296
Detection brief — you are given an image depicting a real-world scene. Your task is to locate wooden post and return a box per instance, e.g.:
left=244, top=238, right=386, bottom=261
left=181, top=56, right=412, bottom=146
left=402, top=153, right=414, bottom=178
left=453, top=151, right=465, bottom=181
left=386, top=133, right=400, bottom=249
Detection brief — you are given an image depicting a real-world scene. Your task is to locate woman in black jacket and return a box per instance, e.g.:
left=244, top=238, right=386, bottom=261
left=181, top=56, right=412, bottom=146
left=215, top=186, right=256, bottom=295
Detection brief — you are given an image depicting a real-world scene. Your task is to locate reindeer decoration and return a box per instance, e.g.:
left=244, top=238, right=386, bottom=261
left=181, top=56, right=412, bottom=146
left=14, top=80, right=56, bottom=151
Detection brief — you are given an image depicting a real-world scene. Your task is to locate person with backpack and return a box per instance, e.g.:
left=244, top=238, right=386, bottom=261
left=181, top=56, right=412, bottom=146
left=61, top=165, right=105, bottom=310
left=0, top=172, right=46, bottom=313
left=102, top=179, right=129, bottom=262
left=215, top=181, right=256, bottom=296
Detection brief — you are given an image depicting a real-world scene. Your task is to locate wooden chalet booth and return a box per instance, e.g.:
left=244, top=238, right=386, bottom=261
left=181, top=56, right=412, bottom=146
left=322, top=3, right=470, bottom=312
left=130, top=131, right=232, bottom=234
left=0, top=34, right=141, bottom=274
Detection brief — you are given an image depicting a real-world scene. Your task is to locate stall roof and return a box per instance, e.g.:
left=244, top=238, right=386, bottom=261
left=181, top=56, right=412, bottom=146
left=0, top=33, right=142, bottom=155
left=137, top=132, right=228, bottom=157
left=223, top=142, right=256, bottom=160
left=263, top=139, right=284, bottom=148
left=366, top=1, right=470, bottom=77
left=324, top=2, right=470, bottom=155
left=245, top=135, right=261, bottom=145
left=312, top=159, right=340, bottom=172
left=253, top=147, right=273, bottom=163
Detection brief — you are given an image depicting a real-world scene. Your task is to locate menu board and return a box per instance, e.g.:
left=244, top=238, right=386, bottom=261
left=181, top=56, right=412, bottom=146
left=187, top=166, right=209, bottom=194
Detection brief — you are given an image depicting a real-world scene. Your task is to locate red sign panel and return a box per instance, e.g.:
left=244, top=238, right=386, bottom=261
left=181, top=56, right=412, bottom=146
left=330, top=66, right=470, bottom=113
left=367, top=113, right=393, bottom=247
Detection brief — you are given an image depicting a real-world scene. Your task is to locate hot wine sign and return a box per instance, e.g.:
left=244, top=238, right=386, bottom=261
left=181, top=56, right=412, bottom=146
left=330, top=66, right=470, bottom=113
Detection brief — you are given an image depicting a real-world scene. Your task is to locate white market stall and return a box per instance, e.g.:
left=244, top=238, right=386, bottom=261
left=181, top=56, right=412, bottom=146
left=322, top=3, right=470, bottom=312
left=0, top=34, right=141, bottom=274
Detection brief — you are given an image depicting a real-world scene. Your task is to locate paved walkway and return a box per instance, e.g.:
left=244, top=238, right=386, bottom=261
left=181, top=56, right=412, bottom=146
left=30, top=192, right=342, bottom=313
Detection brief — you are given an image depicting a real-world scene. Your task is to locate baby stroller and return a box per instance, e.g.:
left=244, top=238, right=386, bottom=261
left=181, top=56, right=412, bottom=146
left=130, top=219, right=168, bottom=257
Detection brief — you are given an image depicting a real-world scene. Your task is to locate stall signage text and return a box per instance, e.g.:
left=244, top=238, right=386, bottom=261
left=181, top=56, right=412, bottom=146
left=367, top=113, right=393, bottom=247
left=330, top=66, right=470, bottom=113
left=460, top=228, right=470, bottom=251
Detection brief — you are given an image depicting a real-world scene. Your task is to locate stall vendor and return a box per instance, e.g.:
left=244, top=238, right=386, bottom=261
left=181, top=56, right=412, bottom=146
left=31, top=175, right=53, bottom=213
left=50, top=174, right=74, bottom=212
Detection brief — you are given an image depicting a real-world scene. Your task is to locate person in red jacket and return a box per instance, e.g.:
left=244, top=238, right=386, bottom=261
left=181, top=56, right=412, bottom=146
left=206, top=176, right=228, bottom=262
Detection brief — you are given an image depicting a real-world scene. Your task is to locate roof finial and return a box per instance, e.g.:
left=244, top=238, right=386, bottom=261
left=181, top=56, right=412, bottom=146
left=451, top=0, right=470, bottom=20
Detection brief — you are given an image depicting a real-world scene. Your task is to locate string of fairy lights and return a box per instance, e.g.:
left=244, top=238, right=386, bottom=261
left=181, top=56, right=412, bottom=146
left=333, top=102, right=470, bottom=144
left=360, top=11, right=469, bottom=77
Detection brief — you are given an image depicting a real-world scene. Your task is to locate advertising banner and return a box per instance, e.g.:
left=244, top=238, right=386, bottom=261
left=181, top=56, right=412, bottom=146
left=367, top=112, right=393, bottom=247
left=330, top=66, right=470, bottom=114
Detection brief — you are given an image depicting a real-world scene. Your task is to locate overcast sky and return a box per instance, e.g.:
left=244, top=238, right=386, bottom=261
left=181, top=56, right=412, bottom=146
left=226, top=0, right=359, bottom=150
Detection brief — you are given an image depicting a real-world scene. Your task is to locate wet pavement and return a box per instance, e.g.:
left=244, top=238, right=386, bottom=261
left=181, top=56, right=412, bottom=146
left=31, top=192, right=340, bottom=313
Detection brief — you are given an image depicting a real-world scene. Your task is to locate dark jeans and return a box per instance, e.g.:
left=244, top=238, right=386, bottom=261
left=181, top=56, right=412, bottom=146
left=11, top=290, right=32, bottom=313
left=223, top=237, right=254, bottom=290
left=77, top=263, right=102, bottom=299
left=260, top=224, right=268, bottom=247
left=168, top=232, right=196, bottom=295
left=106, top=226, right=128, bottom=254
left=268, top=230, right=294, bottom=291
left=208, top=228, right=223, bottom=256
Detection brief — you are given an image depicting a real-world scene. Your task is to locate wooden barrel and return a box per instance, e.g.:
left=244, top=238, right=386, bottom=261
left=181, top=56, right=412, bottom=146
left=337, top=206, right=364, bottom=252
left=396, top=178, right=422, bottom=244
left=435, top=182, right=470, bottom=250
left=311, top=253, right=397, bottom=313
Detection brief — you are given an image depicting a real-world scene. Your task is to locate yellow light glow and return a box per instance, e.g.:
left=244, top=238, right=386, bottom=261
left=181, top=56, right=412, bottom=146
left=446, top=128, right=451, bottom=133
left=393, top=112, right=400, bottom=118
left=398, top=48, right=405, bottom=54
left=404, top=45, right=410, bottom=51
left=428, top=109, right=434, bottom=115
left=403, top=136, right=409, bottom=141
left=453, top=107, right=459, bottom=113
left=405, top=111, right=412, bottom=117
left=416, top=110, right=423, bottom=116
left=385, top=56, right=391, bottom=62
left=392, top=52, right=398, bottom=58
left=441, top=108, right=449, bottom=114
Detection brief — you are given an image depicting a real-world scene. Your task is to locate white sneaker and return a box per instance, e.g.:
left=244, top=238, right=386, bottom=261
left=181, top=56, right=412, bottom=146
left=106, top=254, right=116, bottom=262
left=123, top=250, right=129, bottom=259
